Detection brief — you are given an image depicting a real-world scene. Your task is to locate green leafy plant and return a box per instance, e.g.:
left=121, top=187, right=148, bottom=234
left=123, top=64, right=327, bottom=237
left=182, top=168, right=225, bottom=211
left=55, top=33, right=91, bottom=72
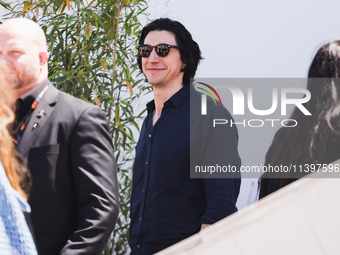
left=2, top=1, right=150, bottom=254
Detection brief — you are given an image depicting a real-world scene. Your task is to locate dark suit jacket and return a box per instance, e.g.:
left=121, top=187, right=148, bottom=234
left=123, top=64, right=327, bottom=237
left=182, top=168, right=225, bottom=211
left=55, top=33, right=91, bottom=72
left=17, top=80, right=119, bottom=255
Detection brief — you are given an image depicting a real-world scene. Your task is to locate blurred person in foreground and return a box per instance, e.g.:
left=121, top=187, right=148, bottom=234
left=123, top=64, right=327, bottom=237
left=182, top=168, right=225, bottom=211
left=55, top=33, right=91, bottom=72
left=260, top=40, right=340, bottom=198
left=0, top=18, right=119, bottom=255
left=129, top=18, right=241, bottom=254
left=0, top=65, right=37, bottom=254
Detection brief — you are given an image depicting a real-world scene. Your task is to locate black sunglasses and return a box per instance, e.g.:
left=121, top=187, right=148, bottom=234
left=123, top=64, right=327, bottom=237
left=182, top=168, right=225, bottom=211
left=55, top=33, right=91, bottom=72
left=137, top=44, right=180, bottom=58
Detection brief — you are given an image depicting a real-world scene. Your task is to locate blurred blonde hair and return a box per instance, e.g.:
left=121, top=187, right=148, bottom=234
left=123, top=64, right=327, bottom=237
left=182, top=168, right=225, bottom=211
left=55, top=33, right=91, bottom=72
left=0, top=64, right=28, bottom=200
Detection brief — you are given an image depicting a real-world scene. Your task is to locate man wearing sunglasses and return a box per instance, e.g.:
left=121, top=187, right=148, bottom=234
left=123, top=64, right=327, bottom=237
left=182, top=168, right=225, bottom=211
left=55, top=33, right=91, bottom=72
left=129, top=18, right=241, bottom=254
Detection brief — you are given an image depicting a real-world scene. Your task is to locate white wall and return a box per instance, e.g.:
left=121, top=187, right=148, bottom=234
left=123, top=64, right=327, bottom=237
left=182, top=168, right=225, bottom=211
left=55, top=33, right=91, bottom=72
left=144, top=0, right=340, bottom=209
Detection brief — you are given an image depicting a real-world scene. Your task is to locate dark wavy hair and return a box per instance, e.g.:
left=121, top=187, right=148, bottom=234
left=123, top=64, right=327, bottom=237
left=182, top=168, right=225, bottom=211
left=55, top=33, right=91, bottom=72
left=137, top=18, right=202, bottom=85
left=260, top=40, right=340, bottom=198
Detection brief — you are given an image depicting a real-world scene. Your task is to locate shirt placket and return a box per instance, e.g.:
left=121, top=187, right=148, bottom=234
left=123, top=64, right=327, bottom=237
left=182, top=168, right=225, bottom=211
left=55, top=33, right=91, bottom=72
left=137, top=104, right=172, bottom=252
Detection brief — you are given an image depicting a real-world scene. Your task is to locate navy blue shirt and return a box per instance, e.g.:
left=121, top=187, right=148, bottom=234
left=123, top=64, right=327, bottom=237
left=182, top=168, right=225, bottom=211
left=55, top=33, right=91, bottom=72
left=129, top=85, right=241, bottom=254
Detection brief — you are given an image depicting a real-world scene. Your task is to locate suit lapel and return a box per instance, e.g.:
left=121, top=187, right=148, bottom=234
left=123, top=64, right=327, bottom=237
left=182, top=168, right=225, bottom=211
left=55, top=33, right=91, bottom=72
left=17, top=82, right=59, bottom=158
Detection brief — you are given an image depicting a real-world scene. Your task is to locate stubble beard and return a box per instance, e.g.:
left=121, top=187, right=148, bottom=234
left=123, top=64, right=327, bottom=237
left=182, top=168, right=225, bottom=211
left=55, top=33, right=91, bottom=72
left=11, top=66, right=39, bottom=91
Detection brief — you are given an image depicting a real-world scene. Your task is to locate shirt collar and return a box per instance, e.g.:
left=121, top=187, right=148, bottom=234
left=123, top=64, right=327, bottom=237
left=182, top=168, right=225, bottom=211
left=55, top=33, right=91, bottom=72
left=20, top=79, right=49, bottom=109
left=146, top=85, right=190, bottom=113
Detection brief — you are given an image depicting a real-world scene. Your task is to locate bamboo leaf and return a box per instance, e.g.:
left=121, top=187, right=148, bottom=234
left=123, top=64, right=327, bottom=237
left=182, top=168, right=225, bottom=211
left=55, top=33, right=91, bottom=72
left=125, top=10, right=134, bottom=22
left=125, top=65, right=131, bottom=80
left=131, top=120, right=140, bottom=132
left=88, top=23, right=93, bottom=36
left=60, top=2, right=66, bottom=15
left=87, top=0, right=96, bottom=8
left=94, top=97, right=100, bottom=107
left=125, top=80, right=133, bottom=98
left=84, top=75, right=92, bottom=81
left=66, top=0, right=71, bottom=10
left=100, top=59, right=107, bottom=70
left=21, top=3, right=36, bottom=15
left=115, top=104, right=120, bottom=127
left=114, top=128, right=119, bottom=148
left=0, top=2, right=10, bottom=9
left=122, top=132, right=127, bottom=149
left=120, top=127, right=134, bottom=141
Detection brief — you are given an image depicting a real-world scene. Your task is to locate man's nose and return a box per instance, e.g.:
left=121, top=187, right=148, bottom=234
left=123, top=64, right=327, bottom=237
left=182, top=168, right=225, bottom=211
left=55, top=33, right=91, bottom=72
left=148, top=48, right=159, bottom=62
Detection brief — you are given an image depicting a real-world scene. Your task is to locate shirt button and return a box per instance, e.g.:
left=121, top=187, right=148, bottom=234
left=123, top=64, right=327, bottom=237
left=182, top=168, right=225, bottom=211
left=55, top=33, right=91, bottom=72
left=145, top=162, right=148, bottom=165
left=139, top=217, right=142, bottom=221
left=142, top=189, right=145, bottom=192
left=148, top=134, right=152, bottom=138
left=137, top=244, right=141, bottom=249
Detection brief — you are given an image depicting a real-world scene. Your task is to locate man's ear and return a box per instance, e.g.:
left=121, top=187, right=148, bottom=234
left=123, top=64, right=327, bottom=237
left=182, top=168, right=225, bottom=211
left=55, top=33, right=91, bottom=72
left=180, top=63, right=186, bottom=72
left=39, top=51, right=49, bottom=66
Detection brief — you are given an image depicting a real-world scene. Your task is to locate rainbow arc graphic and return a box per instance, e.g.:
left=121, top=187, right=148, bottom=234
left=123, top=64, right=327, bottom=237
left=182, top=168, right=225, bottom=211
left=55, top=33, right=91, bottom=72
left=195, top=82, right=223, bottom=115
left=196, top=82, right=223, bottom=106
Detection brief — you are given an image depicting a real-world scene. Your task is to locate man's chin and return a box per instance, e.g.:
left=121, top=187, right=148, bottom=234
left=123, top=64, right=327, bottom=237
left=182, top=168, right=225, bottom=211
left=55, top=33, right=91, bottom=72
left=8, top=82, right=25, bottom=101
left=147, top=78, right=164, bottom=87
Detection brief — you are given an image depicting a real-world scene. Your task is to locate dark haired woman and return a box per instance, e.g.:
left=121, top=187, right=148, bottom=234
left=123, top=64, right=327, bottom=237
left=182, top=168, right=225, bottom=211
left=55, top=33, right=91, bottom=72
left=259, top=40, right=340, bottom=198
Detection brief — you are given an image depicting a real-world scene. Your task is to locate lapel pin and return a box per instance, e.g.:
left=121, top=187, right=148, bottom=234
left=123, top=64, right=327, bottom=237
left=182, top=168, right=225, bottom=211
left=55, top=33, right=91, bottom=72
left=32, top=122, right=38, bottom=130
left=36, top=110, right=45, bottom=119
